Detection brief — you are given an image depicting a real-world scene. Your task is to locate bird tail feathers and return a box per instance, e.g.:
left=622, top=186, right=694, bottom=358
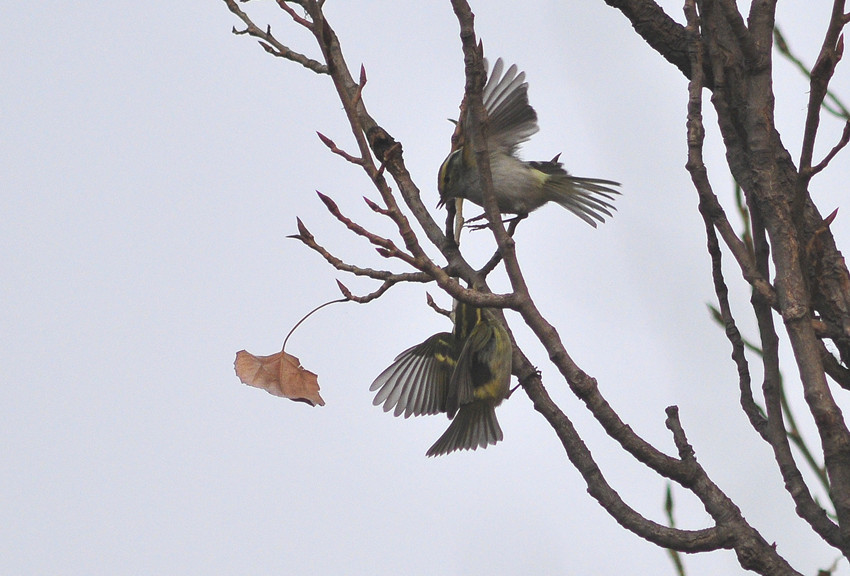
left=426, top=403, right=503, bottom=457
left=544, top=174, right=620, bottom=227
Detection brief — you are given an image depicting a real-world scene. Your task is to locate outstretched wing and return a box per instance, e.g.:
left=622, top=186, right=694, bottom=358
left=370, top=332, right=457, bottom=418
left=481, top=58, right=539, bottom=155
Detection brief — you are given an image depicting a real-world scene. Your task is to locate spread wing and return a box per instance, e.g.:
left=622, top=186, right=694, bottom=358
left=481, top=58, right=539, bottom=155
left=370, top=332, right=457, bottom=418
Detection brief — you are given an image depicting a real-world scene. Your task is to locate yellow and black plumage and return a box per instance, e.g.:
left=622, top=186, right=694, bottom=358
left=370, top=302, right=512, bottom=456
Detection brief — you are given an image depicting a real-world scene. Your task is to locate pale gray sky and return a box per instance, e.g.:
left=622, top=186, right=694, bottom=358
left=3, top=1, right=849, bottom=574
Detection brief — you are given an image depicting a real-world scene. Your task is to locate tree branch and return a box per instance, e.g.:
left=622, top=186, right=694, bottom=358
left=602, top=0, right=715, bottom=87
left=223, top=0, right=327, bottom=73
left=697, top=0, right=850, bottom=555
left=798, top=0, right=847, bottom=181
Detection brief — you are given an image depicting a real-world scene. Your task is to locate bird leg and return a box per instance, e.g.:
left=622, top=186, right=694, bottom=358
left=465, top=212, right=528, bottom=231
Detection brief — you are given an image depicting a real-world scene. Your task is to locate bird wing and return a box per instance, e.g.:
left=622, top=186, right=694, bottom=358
left=480, top=58, right=539, bottom=155
left=370, top=332, right=457, bottom=418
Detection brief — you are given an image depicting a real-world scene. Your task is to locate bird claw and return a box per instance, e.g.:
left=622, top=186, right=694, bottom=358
left=511, top=368, right=542, bottom=396
left=464, top=213, right=527, bottom=231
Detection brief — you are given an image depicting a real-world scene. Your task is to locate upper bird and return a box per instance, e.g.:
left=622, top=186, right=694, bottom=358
left=438, top=58, right=620, bottom=227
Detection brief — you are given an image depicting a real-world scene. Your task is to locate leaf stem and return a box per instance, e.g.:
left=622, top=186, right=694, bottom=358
left=282, top=298, right=349, bottom=351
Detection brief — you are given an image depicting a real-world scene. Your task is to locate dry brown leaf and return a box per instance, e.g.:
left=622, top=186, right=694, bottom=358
left=234, top=349, right=325, bottom=407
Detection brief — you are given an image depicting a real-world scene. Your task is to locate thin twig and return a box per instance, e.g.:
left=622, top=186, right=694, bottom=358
left=809, top=120, right=850, bottom=176
left=288, top=217, right=430, bottom=283
left=315, top=191, right=418, bottom=266
left=797, top=1, right=848, bottom=183
left=334, top=278, right=397, bottom=304
left=276, top=0, right=314, bottom=29
left=685, top=0, right=767, bottom=437
left=223, top=0, right=327, bottom=73
left=317, top=132, right=366, bottom=165
left=425, top=292, right=452, bottom=318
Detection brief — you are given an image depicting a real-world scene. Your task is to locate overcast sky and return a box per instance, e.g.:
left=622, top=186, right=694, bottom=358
left=3, top=1, right=850, bottom=574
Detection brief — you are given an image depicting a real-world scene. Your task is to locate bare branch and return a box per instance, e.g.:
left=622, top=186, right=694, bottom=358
left=335, top=278, right=396, bottom=304
left=288, top=217, right=428, bottom=284
left=523, top=369, right=731, bottom=552
left=297, top=6, right=486, bottom=302
left=315, top=191, right=418, bottom=267
left=697, top=0, right=850, bottom=550
left=683, top=0, right=836, bottom=568
left=797, top=0, right=848, bottom=181
left=750, top=205, right=842, bottom=547
left=684, top=2, right=768, bottom=438
left=703, top=214, right=768, bottom=435
left=223, top=0, right=327, bottom=73
left=425, top=292, right=452, bottom=318
left=275, top=0, right=314, bottom=30
left=601, top=0, right=714, bottom=87
left=680, top=19, right=777, bottom=310
left=448, top=8, right=532, bottom=307
left=662, top=408, right=803, bottom=576
left=809, top=120, right=850, bottom=176
left=664, top=406, right=695, bottom=463
left=316, top=132, right=365, bottom=165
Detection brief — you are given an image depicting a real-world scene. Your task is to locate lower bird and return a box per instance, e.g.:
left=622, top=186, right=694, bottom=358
left=370, top=301, right=512, bottom=456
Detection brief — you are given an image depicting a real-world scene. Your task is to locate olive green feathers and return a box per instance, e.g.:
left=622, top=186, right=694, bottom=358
left=370, top=302, right=512, bottom=456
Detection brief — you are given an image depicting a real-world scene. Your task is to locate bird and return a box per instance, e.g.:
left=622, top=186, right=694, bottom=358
left=426, top=303, right=513, bottom=457
left=370, top=301, right=513, bottom=456
left=438, top=58, right=620, bottom=227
